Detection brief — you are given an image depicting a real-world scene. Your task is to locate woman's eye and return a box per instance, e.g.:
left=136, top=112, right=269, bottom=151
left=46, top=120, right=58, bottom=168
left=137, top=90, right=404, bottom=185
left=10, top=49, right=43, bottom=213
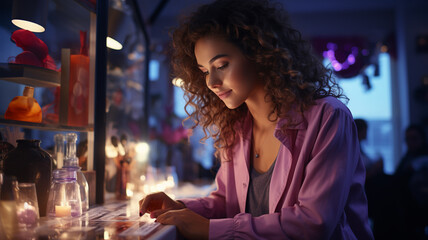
left=217, top=63, right=228, bottom=70
left=199, top=68, right=209, bottom=76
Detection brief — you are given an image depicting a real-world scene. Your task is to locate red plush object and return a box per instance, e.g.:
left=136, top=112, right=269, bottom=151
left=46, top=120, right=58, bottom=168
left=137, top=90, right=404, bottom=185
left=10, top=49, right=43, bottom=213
left=11, top=30, right=48, bottom=61
left=14, top=51, right=43, bottom=67
left=44, top=55, right=57, bottom=70
left=10, top=29, right=56, bottom=70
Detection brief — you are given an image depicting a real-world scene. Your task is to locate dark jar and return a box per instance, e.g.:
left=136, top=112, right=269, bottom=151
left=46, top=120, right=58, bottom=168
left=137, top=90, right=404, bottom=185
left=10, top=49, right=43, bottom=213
left=3, top=139, right=53, bottom=217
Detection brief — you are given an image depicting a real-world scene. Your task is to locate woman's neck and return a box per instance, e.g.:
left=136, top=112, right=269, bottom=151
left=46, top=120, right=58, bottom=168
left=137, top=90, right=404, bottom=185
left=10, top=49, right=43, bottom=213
left=245, top=86, right=277, bottom=130
left=247, top=87, right=280, bottom=173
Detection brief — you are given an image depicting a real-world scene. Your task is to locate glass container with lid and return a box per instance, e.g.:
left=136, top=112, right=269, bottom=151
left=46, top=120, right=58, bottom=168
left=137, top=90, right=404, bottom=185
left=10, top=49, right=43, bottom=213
left=46, top=169, right=81, bottom=218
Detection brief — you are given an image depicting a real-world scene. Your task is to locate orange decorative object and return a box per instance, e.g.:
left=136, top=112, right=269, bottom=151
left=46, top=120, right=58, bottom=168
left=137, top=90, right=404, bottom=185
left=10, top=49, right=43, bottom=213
left=68, top=54, right=89, bottom=126
left=68, top=31, right=89, bottom=126
left=5, top=86, right=42, bottom=123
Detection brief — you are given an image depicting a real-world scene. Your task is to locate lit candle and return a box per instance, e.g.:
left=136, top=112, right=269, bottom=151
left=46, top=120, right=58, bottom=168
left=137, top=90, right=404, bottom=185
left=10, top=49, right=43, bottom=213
left=55, top=204, right=71, bottom=217
left=17, top=202, right=38, bottom=226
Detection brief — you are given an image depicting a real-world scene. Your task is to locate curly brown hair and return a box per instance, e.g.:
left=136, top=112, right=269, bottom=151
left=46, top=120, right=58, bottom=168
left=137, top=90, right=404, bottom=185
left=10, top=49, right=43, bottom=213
left=170, top=0, right=345, bottom=160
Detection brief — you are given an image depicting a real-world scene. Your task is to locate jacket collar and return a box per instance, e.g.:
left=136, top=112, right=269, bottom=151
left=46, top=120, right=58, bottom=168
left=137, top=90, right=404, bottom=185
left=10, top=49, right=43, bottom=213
left=234, top=110, right=307, bottom=213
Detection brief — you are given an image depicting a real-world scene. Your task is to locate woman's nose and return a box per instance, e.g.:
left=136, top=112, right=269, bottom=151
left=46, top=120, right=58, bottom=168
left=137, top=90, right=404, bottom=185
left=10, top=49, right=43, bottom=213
left=206, top=72, right=222, bottom=89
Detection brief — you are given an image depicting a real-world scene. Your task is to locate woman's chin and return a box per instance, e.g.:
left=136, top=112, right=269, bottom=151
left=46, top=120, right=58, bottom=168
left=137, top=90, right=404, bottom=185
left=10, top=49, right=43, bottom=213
left=223, top=101, right=244, bottom=110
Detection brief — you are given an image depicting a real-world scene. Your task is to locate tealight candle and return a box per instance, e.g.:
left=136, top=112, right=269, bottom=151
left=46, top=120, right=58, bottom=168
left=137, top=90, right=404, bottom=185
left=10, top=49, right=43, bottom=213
left=55, top=205, right=71, bottom=217
left=17, top=202, right=38, bottom=226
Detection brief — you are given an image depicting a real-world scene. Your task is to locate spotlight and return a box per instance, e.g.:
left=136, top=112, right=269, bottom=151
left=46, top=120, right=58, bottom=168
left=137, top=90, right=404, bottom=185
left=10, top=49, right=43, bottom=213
left=107, top=7, right=131, bottom=50
left=11, top=0, right=48, bottom=33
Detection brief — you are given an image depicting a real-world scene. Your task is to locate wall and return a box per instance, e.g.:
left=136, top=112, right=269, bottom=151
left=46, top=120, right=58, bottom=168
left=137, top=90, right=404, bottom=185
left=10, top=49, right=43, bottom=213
left=291, top=2, right=428, bottom=159
left=402, top=4, right=428, bottom=126
left=290, top=9, right=395, bottom=41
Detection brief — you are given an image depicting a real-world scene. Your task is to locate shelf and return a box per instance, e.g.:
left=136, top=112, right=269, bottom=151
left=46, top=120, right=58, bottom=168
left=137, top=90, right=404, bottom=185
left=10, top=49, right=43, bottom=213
left=0, top=118, right=93, bottom=132
left=0, top=63, right=60, bottom=88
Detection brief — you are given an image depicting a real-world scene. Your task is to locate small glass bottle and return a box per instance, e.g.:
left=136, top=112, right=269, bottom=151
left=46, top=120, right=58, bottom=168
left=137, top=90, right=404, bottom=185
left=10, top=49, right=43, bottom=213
left=46, top=169, right=81, bottom=217
left=63, top=133, right=88, bottom=212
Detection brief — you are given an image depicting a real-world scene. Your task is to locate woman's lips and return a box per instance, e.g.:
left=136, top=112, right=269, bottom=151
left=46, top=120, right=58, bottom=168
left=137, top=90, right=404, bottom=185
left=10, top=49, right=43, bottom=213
left=217, top=90, right=232, bottom=100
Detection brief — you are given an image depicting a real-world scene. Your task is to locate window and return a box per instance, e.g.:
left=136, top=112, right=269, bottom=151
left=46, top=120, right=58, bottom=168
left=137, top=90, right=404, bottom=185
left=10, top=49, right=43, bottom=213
left=325, top=53, right=396, bottom=174
left=173, top=85, right=214, bottom=170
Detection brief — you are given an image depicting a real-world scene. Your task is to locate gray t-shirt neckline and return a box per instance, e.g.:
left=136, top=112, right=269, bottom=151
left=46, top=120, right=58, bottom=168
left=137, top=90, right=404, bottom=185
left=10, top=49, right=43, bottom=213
left=245, top=159, right=276, bottom=217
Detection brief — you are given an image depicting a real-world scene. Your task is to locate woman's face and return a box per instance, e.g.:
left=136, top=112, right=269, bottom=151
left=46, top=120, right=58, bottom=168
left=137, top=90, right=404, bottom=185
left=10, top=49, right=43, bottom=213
left=194, top=36, right=261, bottom=109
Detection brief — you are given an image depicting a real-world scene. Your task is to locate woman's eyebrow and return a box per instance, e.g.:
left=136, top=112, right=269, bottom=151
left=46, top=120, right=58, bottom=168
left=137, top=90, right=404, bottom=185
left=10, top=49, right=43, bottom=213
left=209, top=54, right=228, bottom=64
left=198, top=54, right=228, bottom=67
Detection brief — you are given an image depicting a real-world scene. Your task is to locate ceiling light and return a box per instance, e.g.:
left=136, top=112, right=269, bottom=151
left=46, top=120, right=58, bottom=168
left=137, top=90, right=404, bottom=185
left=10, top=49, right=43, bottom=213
left=11, top=0, right=48, bottom=33
left=107, top=7, right=131, bottom=50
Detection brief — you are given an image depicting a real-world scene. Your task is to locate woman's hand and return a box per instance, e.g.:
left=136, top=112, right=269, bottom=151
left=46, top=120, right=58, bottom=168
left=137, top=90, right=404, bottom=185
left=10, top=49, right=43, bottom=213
left=139, top=192, right=185, bottom=218
left=156, top=208, right=209, bottom=240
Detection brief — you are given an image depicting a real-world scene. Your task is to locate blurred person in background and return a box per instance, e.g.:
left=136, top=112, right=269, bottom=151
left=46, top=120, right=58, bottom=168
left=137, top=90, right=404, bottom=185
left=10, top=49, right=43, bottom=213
left=354, top=118, right=384, bottom=179
left=393, top=124, right=428, bottom=239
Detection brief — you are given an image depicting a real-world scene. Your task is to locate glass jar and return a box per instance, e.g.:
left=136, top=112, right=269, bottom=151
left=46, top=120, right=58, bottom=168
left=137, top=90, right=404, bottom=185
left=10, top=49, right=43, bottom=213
left=46, top=169, right=82, bottom=218
left=3, top=139, right=52, bottom=217
left=0, top=175, right=18, bottom=239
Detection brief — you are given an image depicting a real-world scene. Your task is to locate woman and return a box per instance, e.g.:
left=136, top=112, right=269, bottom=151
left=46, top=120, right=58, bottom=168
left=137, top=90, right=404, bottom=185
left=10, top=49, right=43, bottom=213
left=139, top=0, right=374, bottom=239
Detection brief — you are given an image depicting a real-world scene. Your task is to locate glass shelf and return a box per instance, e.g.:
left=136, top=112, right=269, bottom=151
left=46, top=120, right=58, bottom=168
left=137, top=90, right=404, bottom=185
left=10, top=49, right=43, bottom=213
left=0, top=118, right=93, bottom=132
left=0, top=63, right=60, bottom=88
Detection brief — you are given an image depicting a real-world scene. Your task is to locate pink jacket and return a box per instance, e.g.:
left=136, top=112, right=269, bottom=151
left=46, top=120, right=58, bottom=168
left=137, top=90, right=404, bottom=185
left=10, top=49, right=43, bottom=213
left=181, top=97, right=374, bottom=239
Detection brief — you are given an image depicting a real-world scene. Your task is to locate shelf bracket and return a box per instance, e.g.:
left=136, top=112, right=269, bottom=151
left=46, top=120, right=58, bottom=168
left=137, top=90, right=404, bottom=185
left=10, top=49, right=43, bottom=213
left=59, top=48, right=70, bottom=125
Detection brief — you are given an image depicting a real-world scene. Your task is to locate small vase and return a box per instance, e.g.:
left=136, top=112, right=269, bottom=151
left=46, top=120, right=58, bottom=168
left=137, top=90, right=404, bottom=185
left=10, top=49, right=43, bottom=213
left=5, top=86, right=42, bottom=123
left=3, top=139, right=53, bottom=217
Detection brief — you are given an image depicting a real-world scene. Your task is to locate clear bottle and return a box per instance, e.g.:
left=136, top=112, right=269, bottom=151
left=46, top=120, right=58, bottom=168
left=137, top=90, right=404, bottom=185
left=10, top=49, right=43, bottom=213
left=54, top=134, right=65, bottom=169
left=46, top=169, right=82, bottom=217
left=62, top=133, right=89, bottom=212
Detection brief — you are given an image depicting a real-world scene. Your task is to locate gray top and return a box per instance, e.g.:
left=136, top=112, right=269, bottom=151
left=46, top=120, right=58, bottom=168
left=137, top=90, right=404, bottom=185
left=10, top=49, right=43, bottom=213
left=245, top=160, right=276, bottom=217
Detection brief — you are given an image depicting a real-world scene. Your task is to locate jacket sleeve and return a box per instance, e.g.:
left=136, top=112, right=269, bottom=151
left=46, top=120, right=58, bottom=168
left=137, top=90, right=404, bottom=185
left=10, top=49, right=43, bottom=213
left=207, top=107, right=365, bottom=239
left=278, top=107, right=362, bottom=239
